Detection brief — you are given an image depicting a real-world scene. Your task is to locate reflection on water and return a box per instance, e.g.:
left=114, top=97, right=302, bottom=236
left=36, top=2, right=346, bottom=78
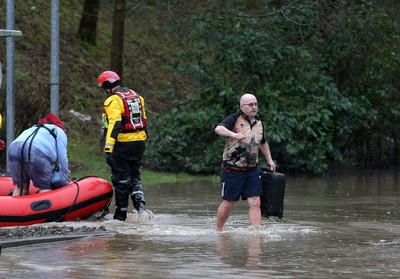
left=0, top=170, right=399, bottom=278
left=216, top=233, right=262, bottom=268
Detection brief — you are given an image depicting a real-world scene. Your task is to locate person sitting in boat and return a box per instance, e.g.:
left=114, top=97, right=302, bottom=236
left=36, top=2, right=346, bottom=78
left=7, top=113, right=70, bottom=196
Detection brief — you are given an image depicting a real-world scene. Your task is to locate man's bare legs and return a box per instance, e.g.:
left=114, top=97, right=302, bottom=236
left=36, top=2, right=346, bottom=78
left=12, top=183, right=52, bottom=196
left=216, top=200, right=235, bottom=232
left=12, top=183, right=29, bottom=196
left=38, top=189, right=51, bottom=193
left=216, top=197, right=261, bottom=232
left=247, top=196, right=261, bottom=229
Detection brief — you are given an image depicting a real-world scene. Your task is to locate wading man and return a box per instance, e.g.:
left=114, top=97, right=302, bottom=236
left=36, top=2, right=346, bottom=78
left=215, top=93, right=276, bottom=232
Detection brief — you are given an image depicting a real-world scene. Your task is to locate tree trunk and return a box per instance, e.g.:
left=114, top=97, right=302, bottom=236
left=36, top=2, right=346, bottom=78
left=393, top=132, right=399, bottom=166
left=111, top=0, right=125, bottom=81
left=77, top=0, right=100, bottom=45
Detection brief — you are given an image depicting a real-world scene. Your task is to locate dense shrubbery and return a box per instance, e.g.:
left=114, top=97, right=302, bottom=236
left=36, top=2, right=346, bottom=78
left=1, top=1, right=399, bottom=175
left=146, top=1, right=400, bottom=174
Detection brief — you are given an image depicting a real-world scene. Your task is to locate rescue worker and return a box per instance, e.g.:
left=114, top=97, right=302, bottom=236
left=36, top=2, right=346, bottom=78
left=97, top=70, right=148, bottom=220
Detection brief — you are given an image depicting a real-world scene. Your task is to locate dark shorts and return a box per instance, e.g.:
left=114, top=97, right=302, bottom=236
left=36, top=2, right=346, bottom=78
left=7, top=142, right=53, bottom=190
left=220, top=168, right=262, bottom=201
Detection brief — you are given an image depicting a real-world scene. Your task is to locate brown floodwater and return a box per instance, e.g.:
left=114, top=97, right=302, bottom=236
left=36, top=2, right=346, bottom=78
left=0, top=170, right=399, bottom=278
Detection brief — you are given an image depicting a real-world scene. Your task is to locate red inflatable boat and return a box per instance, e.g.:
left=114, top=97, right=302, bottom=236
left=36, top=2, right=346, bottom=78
left=0, top=174, right=113, bottom=227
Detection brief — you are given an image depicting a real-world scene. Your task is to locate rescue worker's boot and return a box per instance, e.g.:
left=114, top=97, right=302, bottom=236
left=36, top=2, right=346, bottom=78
left=113, top=180, right=130, bottom=221
left=131, top=178, right=146, bottom=214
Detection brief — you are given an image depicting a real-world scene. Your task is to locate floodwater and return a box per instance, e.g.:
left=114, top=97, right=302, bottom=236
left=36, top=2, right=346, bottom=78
left=0, top=170, right=399, bottom=279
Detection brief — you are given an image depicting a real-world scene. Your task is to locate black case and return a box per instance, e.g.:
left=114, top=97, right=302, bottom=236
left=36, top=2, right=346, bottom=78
left=260, top=171, right=286, bottom=219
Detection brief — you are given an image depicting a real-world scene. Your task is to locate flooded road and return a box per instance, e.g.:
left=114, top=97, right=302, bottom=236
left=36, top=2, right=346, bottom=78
left=0, top=170, right=399, bottom=278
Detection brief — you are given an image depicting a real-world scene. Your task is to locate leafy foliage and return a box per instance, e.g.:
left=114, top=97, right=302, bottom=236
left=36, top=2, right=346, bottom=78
left=1, top=0, right=399, bottom=175
left=147, top=0, right=400, bottom=174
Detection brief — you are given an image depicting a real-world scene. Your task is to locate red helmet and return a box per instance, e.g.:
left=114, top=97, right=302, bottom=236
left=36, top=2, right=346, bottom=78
left=97, top=71, right=120, bottom=88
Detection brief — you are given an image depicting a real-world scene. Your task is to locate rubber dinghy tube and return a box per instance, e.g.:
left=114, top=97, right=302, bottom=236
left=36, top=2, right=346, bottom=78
left=45, top=181, right=80, bottom=223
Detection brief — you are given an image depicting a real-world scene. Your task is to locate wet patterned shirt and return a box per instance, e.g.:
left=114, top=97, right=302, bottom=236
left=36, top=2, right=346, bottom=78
left=218, top=111, right=266, bottom=169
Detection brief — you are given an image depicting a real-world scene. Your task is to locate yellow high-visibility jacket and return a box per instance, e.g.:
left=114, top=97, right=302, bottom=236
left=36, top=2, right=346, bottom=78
left=103, top=93, right=147, bottom=153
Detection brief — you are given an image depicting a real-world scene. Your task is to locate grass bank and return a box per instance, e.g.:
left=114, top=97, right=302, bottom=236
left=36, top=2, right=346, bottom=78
left=67, top=133, right=215, bottom=186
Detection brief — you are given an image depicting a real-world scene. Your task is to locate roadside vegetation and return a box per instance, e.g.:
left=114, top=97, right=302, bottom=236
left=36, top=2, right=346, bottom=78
left=1, top=1, right=399, bottom=178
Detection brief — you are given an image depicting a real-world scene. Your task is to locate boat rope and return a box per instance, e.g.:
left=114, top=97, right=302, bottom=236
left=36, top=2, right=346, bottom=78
left=53, top=180, right=80, bottom=223
left=92, top=199, right=111, bottom=220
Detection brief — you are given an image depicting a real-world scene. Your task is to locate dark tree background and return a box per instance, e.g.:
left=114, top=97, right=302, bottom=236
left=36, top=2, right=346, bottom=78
left=1, top=0, right=399, bottom=175
left=110, top=0, right=125, bottom=80
left=77, top=0, right=100, bottom=45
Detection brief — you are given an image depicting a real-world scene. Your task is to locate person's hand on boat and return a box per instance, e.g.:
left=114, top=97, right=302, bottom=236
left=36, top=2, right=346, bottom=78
left=0, top=139, right=5, bottom=151
left=106, top=152, right=114, bottom=167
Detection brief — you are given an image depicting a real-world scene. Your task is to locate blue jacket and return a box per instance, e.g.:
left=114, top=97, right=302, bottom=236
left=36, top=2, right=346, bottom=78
left=13, top=123, right=69, bottom=184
